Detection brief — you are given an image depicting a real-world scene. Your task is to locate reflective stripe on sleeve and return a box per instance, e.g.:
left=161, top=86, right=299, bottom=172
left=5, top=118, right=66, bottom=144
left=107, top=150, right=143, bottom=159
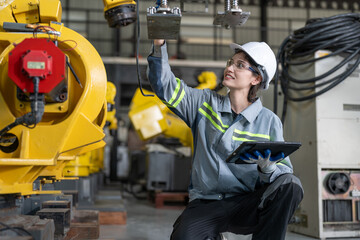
left=166, top=78, right=185, bottom=108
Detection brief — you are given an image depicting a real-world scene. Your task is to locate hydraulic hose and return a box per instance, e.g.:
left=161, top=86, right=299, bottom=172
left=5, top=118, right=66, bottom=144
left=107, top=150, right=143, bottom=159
left=135, top=0, right=153, bottom=97
left=0, top=77, right=45, bottom=139
left=273, top=13, right=360, bottom=123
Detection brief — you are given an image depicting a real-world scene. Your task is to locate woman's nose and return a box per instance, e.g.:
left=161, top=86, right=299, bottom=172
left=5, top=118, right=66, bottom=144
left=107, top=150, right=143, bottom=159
left=226, top=64, right=234, bottom=72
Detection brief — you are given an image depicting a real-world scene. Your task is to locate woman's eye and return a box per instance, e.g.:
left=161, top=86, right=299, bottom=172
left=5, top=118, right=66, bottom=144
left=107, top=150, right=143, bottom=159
left=236, top=63, right=243, bottom=68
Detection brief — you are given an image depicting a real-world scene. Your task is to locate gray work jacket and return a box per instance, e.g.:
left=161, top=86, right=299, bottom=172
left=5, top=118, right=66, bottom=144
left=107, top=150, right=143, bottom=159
left=147, top=43, right=293, bottom=201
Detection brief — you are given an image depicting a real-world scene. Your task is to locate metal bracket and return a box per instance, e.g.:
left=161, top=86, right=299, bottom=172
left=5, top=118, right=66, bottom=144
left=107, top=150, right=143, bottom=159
left=213, top=9, right=250, bottom=29
left=147, top=6, right=182, bottom=39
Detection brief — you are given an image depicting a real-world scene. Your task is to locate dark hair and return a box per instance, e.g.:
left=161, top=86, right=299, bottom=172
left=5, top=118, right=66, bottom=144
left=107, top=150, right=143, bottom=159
left=248, top=84, right=261, bottom=103
left=234, top=50, right=262, bottom=103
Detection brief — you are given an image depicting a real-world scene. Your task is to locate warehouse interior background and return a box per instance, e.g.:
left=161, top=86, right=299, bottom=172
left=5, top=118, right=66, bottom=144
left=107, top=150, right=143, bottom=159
left=0, top=0, right=360, bottom=239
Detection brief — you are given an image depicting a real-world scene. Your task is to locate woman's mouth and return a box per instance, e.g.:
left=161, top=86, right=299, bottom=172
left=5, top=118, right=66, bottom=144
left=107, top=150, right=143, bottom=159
left=225, top=74, right=234, bottom=80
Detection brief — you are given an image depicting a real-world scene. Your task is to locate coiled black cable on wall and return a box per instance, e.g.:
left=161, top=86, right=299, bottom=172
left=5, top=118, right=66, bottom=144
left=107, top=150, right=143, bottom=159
left=273, top=13, right=360, bottom=123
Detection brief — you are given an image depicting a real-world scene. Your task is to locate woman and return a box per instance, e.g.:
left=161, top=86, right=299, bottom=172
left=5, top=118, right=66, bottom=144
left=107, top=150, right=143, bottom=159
left=147, top=39, right=303, bottom=240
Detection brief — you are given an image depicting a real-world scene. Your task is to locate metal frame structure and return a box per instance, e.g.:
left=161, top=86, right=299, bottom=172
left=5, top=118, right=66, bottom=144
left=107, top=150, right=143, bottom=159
left=60, top=0, right=359, bottom=60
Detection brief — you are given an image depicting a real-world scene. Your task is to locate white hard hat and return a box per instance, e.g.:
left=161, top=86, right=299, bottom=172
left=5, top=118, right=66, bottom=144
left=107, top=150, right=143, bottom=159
left=230, top=42, right=277, bottom=90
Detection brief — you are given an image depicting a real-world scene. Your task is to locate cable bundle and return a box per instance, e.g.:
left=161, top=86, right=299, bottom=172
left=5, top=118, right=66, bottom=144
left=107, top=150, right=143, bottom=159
left=274, top=13, right=360, bottom=122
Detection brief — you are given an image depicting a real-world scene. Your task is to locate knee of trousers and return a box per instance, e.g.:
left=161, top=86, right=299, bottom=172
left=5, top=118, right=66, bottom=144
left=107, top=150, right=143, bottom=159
left=276, top=174, right=303, bottom=192
left=259, top=174, right=304, bottom=209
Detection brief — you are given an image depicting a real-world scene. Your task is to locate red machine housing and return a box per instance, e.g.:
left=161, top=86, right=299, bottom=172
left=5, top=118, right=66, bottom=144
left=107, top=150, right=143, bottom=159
left=8, top=38, right=66, bottom=93
left=22, top=50, right=53, bottom=79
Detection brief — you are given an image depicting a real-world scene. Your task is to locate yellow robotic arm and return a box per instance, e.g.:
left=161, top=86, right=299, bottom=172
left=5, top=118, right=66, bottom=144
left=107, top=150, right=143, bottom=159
left=103, top=0, right=136, bottom=27
left=0, top=0, right=107, bottom=195
left=63, top=81, right=118, bottom=177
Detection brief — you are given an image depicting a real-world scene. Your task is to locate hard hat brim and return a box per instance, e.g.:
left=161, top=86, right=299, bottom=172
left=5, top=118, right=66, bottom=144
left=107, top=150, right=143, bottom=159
left=230, top=43, right=256, bottom=64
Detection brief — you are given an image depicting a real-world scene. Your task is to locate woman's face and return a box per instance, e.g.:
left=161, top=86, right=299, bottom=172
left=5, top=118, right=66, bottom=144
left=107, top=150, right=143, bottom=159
left=222, top=52, right=261, bottom=92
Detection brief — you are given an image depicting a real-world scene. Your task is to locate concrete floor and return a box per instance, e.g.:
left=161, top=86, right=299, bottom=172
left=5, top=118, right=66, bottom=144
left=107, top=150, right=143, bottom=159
left=98, top=190, right=326, bottom=240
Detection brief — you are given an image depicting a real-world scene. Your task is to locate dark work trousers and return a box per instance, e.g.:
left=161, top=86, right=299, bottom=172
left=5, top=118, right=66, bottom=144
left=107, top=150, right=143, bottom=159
left=170, top=174, right=303, bottom=240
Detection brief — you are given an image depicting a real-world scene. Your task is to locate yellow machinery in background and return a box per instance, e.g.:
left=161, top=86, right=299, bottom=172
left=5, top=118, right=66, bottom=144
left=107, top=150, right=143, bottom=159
left=0, top=0, right=107, bottom=197
left=129, top=71, right=217, bottom=150
left=105, top=81, right=118, bottom=131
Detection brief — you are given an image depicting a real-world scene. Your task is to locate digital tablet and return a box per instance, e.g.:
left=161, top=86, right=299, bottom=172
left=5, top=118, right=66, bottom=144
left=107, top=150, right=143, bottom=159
left=226, top=141, right=301, bottom=164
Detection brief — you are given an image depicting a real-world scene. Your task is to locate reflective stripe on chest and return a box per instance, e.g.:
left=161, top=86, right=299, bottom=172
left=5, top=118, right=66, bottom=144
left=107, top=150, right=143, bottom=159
left=198, top=102, right=270, bottom=141
left=232, top=129, right=270, bottom=141
left=199, top=102, right=229, bottom=132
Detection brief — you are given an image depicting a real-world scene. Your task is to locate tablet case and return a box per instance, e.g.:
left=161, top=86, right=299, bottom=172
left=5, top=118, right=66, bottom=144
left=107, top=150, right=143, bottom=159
left=226, top=141, right=301, bottom=163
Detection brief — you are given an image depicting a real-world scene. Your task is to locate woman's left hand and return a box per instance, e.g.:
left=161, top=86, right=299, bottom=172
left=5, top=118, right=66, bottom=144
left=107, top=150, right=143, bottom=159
left=240, top=149, right=284, bottom=173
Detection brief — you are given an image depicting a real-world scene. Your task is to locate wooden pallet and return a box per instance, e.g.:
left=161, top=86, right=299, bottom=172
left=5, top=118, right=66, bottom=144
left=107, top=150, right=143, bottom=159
left=99, top=211, right=127, bottom=225
left=151, top=191, right=189, bottom=209
left=64, top=209, right=99, bottom=240
left=76, top=190, right=127, bottom=225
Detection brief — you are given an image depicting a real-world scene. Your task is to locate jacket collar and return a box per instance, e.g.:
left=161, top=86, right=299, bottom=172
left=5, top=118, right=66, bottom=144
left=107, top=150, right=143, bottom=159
left=219, top=95, right=262, bottom=123
left=218, top=94, right=232, bottom=113
left=241, top=98, right=262, bottom=123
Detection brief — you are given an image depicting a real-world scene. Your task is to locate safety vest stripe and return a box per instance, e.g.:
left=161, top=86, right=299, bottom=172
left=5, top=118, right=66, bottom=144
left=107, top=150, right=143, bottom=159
left=199, top=108, right=226, bottom=133
left=231, top=137, right=256, bottom=142
left=233, top=129, right=270, bottom=141
left=199, top=107, right=224, bottom=130
left=232, top=134, right=270, bottom=142
left=167, top=78, right=185, bottom=108
left=201, top=102, right=229, bottom=128
left=173, top=88, right=185, bottom=107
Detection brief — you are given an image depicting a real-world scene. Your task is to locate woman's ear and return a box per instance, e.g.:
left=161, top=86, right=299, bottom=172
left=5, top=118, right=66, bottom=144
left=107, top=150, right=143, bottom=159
left=251, top=75, right=262, bottom=86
